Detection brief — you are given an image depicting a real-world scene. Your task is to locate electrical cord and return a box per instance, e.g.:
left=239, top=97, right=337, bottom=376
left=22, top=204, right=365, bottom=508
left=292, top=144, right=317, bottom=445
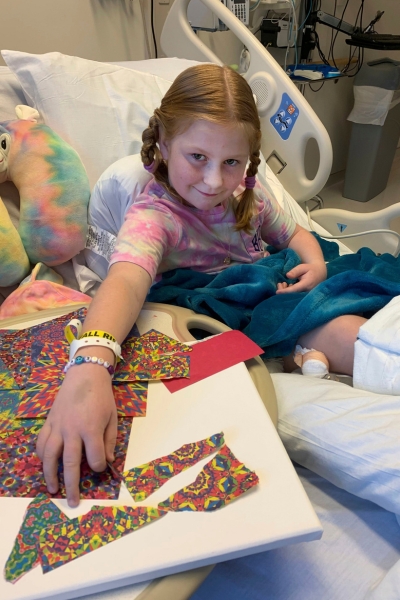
left=150, top=0, right=158, bottom=59
left=139, top=0, right=152, bottom=59
left=250, top=0, right=262, bottom=12
left=305, top=204, right=400, bottom=258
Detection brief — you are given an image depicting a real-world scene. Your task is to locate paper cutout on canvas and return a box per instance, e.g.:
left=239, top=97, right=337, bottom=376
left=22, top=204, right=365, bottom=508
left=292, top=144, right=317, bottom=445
left=113, top=382, right=148, bottom=417
left=158, top=444, right=259, bottom=511
left=16, top=380, right=148, bottom=420
left=37, top=505, right=166, bottom=573
left=0, top=308, right=87, bottom=389
left=0, top=335, right=34, bottom=389
left=0, top=357, right=19, bottom=390
left=0, top=389, right=25, bottom=429
left=164, top=330, right=263, bottom=393
left=31, top=340, right=68, bottom=370
left=122, top=432, right=225, bottom=502
left=115, top=329, right=192, bottom=382
left=15, top=381, right=61, bottom=419
left=4, top=494, right=69, bottom=583
left=0, top=419, right=131, bottom=499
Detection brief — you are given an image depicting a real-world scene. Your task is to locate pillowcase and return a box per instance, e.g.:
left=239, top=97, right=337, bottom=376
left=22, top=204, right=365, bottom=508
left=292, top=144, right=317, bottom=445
left=273, top=372, right=400, bottom=515
left=1, top=50, right=179, bottom=188
left=0, top=66, right=26, bottom=122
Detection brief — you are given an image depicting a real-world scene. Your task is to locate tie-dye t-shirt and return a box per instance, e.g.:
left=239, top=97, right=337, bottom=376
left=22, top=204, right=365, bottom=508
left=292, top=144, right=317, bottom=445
left=110, top=178, right=296, bottom=281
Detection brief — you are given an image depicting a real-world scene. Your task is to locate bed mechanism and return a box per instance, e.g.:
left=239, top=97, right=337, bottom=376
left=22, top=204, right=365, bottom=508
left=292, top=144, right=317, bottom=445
left=161, top=0, right=333, bottom=203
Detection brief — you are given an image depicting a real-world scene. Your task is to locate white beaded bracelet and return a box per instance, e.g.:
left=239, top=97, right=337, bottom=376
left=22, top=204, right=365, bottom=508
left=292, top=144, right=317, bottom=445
left=64, top=355, right=115, bottom=376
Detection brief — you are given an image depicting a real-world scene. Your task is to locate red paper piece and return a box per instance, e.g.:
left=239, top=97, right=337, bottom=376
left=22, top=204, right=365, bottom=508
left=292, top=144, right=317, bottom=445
left=164, top=330, right=263, bottom=393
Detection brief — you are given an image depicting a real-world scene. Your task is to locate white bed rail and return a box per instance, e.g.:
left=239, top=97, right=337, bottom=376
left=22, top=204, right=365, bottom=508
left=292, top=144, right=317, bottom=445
left=307, top=202, right=400, bottom=256
left=161, top=0, right=333, bottom=202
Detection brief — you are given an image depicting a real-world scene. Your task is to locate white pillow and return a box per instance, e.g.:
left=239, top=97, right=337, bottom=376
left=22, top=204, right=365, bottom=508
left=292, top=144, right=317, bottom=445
left=0, top=66, right=26, bottom=121
left=273, top=372, right=400, bottom=515
left=1, top=50, right=176, bottom=188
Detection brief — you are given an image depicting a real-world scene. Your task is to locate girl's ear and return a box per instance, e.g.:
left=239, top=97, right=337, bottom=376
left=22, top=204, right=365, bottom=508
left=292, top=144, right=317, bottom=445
left=158, top=128, right=169, bottom=160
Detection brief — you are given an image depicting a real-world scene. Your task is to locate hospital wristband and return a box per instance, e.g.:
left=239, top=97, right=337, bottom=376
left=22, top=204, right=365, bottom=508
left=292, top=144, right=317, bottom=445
left=69, top=336, right=122, bottom=361
left=80, top=330, right=117, bottom=342
left=64, top=355, right=115, bottom=376
left=64, top=318, right=116, bottom=344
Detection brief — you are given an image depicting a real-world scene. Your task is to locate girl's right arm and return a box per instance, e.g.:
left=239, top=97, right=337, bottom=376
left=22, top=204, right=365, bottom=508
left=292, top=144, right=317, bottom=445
left=36, top=262, right=152, bottom=507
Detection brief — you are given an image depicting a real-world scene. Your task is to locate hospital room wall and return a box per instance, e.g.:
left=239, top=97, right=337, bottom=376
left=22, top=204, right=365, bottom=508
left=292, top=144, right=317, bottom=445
left=1, top=0, right=399, bottom=177
left=0, top=0, right=150, bottom=67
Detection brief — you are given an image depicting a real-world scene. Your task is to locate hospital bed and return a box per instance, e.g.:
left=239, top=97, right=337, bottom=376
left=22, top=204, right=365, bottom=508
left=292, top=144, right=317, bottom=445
left=1, top=0, right=400, bottom=597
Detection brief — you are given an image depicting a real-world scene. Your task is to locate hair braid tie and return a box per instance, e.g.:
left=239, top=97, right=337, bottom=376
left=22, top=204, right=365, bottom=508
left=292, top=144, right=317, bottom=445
left=144, top=162, right=155, bottom=173
left=245, top=175, right=256, bottom=189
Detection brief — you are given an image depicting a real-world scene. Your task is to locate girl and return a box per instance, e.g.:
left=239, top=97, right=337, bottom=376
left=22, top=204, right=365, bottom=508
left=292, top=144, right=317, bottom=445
left=37, top=63, right=327, bottom=507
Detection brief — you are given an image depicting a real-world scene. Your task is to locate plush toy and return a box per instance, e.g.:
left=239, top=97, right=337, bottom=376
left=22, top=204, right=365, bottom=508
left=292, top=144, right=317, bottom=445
left=0, top=106, right=90, bottom=287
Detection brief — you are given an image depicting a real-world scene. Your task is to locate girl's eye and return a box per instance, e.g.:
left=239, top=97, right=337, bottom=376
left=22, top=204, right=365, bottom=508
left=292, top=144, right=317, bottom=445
left=225, top=159, right=238, bottom=166
left=191, top=153, right=205, bottom=161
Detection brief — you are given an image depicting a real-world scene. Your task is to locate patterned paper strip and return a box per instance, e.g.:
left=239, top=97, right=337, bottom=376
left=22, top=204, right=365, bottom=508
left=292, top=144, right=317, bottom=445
left=115, top=330, right=192, bottom=382
left=16, top=382, right=61, bottom=419
left=37, top=505, right=166, bottom=573
left=0, top=419, right=132, bottom=499
left=0, top=389, right=25, bottom=422
left=31, top=340, right=68, bottom=370
left=4, top=494, right=69, bottom=583
left=0, top=308, right=87, bottom=389
left=113, top=382, right=148, bottom=417
left=0, top=358, right=19, bottom=390
left=158, top=444, right=259, bottom=512
left=15, top=379, right=146, bottom=420
left=0, top=336, right=34, bottom=389
left=122, top=432, right=225, bottom=502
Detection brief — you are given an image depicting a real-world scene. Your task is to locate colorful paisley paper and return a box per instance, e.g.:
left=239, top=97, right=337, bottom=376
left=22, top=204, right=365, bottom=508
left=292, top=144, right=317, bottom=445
left=122, top=432, right=225, bottom=502
left=115, top=329, right=192, bottom=382
left=4, top=494, right=69, bottom=583
left=0, top=334, right=34, bottom=389
left=16, top=382, right=61, bottom=419
left=37, top=505, right=167, bottom=573
left=0, top=419, right=131, bottom=499
left=0, top=308, right=87, bottom=389
left=158, top=444, right=259, bottom=511
left=113, top=382, right=148, bottom=417
left=0, top=357, right=19, bottom=389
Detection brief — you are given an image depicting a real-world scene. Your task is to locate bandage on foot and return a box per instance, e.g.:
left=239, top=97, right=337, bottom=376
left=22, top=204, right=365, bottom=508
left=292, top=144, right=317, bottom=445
left=293, top=345, right=329, bottom=378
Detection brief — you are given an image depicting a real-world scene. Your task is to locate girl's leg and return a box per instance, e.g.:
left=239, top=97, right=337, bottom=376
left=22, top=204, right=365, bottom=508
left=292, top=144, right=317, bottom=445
left=284, top=315, right=368, bottom=376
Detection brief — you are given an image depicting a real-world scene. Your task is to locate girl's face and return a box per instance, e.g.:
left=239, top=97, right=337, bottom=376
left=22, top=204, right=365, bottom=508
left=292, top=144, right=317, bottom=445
left=159, top=120, right=250, bottom=210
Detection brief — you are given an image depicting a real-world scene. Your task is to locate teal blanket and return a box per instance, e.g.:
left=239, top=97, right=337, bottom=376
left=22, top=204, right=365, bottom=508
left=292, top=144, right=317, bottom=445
left=147, top=239, right=400, bottom=357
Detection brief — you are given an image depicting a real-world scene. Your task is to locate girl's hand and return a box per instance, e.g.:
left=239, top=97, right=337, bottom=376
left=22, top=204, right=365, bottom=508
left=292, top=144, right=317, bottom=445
left=36, top=364, right=118, bottom=507
left=276, top=261, right=327, bottom=294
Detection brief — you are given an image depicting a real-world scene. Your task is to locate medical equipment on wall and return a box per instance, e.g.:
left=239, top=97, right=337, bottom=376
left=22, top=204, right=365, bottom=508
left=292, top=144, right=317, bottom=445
left=226, top=0, right=250, bottom=27
left=188, top=0, right=250, bottom=31
left=161, top=0, right=332, bottom=203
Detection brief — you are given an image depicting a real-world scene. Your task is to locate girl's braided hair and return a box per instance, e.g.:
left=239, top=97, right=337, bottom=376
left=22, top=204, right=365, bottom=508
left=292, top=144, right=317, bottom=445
left=141, top=64, right=261, bottom=231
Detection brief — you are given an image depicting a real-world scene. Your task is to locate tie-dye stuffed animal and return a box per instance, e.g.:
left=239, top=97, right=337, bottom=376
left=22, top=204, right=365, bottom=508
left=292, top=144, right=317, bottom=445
left=0, top=107, right=90, bottom=286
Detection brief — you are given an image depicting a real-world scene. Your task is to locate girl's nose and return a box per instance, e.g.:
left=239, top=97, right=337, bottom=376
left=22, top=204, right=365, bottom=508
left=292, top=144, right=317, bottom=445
left=203, top=164, right=223, bottom=189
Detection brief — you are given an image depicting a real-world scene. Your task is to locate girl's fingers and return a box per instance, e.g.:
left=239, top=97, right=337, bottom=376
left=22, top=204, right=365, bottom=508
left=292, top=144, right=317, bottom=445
left=40, top=427, right=64, bottom=495
left=104, top=410, right=118, bottom=463
left=63, top=436, right=83, bottom=507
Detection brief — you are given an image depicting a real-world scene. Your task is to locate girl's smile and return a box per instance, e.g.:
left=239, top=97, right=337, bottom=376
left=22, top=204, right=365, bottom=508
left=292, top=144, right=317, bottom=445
left=159, top=120, right=250, bottom=210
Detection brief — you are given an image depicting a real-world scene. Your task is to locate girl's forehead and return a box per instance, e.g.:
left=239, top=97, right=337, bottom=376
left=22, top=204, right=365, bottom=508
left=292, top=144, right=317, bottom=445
left=177, top=119, right=249, bottom=145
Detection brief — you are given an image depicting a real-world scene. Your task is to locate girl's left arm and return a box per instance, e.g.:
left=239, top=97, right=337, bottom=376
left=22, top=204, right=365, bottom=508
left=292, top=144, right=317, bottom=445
left=276, top=224, right=327, bottom=293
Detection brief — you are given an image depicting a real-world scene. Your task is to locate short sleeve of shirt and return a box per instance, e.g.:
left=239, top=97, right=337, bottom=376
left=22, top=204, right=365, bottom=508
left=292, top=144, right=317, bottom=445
left=109, top=198, right=180, bottom=281
left=255, top=183, right=296, bottom=246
